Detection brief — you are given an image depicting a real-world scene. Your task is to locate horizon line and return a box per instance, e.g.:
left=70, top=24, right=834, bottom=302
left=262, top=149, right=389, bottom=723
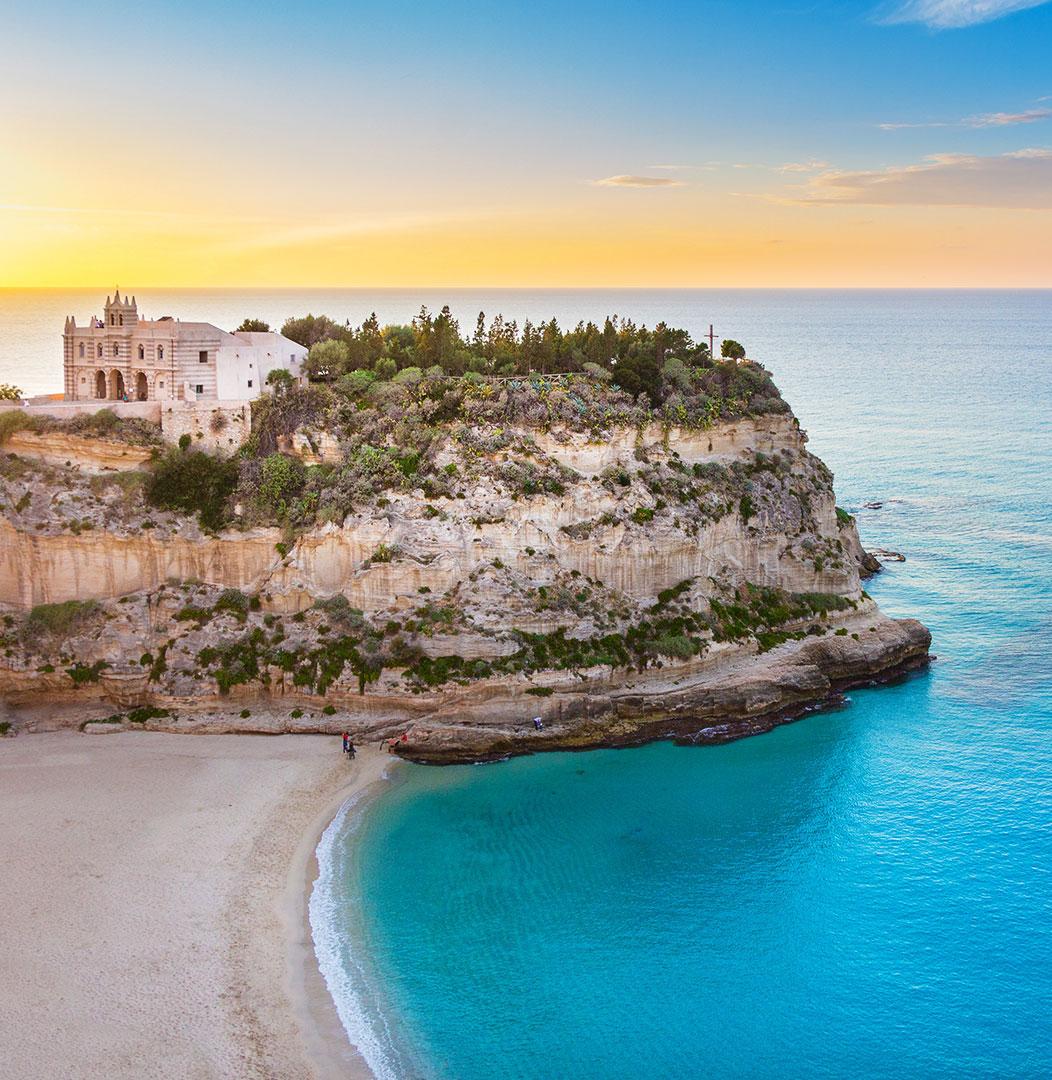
left=3, top=284, right=1051, bottom=292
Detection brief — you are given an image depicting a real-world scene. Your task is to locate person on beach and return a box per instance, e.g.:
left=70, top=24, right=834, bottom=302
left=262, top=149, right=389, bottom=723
left=347, top=739, right=356, bottom=759
left=341, top=732, right=350, bottom=755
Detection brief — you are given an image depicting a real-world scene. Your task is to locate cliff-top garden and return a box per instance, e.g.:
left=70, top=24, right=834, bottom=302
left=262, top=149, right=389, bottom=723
left=146, top=309, right=788, bottom=532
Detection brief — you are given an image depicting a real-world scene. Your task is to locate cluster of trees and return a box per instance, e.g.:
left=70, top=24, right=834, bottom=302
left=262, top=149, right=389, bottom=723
left=255, top=307, right=742, bottom=406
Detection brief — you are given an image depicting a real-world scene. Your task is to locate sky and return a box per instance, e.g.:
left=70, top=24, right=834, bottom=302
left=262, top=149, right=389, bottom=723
left=1, top=0, right=1051, bottom=287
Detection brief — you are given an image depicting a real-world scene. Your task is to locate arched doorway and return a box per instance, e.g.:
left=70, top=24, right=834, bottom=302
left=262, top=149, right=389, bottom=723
left=135, top=372, right=149, bottom=401
left=95, top=370, right=107, bottom=399
left=109, top=370, right=126, bottom=400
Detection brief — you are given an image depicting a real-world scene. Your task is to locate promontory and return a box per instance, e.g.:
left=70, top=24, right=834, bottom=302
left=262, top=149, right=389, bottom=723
left=0, top=309, right=930, bottom=761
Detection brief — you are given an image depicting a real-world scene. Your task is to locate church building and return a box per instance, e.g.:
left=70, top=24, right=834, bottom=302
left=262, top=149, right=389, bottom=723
left=63, top=291, right=307, bottom=402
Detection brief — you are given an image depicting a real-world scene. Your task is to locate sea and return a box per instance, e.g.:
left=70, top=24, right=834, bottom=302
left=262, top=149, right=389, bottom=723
left=4, top=289, right=1051, bottom=1078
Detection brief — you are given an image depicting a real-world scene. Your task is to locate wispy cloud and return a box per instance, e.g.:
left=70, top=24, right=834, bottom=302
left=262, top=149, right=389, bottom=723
left=966, top=108, right=1052, bottom=126
left=790, top=148, right=1052, bottom=208
left=777, top=160, right=831, bottom=172
left=879, top=0, right=1052, bottom=29
left=879, top=105, right=1051, bottom=129
left=592, top=175, right=685, bottom=188
left=878, top=120, right=950, bottom=130
left=647, top=163, right=720, bottom=172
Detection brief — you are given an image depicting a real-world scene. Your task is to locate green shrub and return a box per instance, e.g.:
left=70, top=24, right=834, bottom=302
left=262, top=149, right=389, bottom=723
left=66, top=660, right=109, bottom=685
left=322, top=704, right=337, bottom=715
left=313, top=594, right=365, bottom=629
left=256, top=453, right=306, bottom=517
left=656, top=579, right=693, bottom=609
left=175, top=605, right=213, bottom=626
left=370, top=542, right=396, bottom=563
left=0, top=409, right=36, bottom=443
left=214, top=588, right=250, bottom=620
left=835, top=506, right=854, bottom=527
left=631, top=506, right=655, bottom=525
left=148, top=645, right=168, bottom=682
left=146, top=449, right=238, bottom=531
left=127, top=706, right=170, bottom=724
left=653, top=634, right=695, bottom=660
left=25, top=599, right=99, bottom=640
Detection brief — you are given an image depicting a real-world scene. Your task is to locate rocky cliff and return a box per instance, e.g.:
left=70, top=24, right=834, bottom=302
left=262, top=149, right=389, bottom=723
left=0, top=381, right=928, bottom=759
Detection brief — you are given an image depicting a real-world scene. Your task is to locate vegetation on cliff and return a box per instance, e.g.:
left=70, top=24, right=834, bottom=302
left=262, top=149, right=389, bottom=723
left=0, top=407, right=163, bottom=448
left=278, top=307, right=726, bottom=391
left=1, top=575, right=859, bottom=702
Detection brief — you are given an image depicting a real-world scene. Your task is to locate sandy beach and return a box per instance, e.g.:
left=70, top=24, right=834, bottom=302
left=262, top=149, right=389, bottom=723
left=0, top=731, right=393, bottom=1080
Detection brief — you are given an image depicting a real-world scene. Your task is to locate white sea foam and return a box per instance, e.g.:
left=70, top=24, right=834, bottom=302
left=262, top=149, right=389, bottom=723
left=308, top=791, right=402, bottom=1080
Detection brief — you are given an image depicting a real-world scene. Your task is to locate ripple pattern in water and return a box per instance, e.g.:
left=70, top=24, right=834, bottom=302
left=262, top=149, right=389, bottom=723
left=311, top=290, right=1052, bottom=1080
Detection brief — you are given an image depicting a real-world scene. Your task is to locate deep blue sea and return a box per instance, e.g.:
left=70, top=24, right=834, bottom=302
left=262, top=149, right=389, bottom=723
left=4, top=289, right=1051, bottom=1078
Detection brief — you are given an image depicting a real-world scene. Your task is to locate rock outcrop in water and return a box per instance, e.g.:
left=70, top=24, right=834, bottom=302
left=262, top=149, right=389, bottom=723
left=0, top=362, right=930, bottom=759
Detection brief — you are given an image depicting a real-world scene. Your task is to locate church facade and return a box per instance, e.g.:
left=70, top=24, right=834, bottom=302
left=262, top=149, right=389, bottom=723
left=63, top=291, right=307, bottom=402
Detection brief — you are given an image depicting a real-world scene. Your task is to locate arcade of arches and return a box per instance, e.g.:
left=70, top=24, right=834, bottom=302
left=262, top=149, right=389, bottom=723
left=94, top=370, right=151, bottom=401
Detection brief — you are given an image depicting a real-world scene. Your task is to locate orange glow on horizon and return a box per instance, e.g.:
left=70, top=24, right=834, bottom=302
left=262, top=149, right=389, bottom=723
left=3, top=199, right=1051, bottom=289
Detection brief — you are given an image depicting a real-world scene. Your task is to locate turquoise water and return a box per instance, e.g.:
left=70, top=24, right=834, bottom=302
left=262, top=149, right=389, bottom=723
left=4, top=288, right=1049, bottom=1077
left=307, top=290, right=1052, bottom=1079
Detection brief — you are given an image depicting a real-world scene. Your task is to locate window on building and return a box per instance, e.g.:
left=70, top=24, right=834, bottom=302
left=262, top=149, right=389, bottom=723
left=80, top=376, right=86, bottom=384
left=158, top=345, right=164, bottom=360
left=159, top=381, right=164, bottom=389
left=97, top=344, right=103, bottom=358
left=113, top=344, right=119, bottom=357
left=247, top=380, right=253, bottom=389
left=195, top=384, right=204, bottom=396
left=199, top=350, right=208, bottom=364
left=138, top=345, right=145, bottom=360
left=78, top=343, right=85, bottom=358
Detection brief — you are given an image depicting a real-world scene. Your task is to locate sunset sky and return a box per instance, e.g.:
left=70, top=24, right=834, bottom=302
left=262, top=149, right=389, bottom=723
left=2, top=0, right=1051, bottom=287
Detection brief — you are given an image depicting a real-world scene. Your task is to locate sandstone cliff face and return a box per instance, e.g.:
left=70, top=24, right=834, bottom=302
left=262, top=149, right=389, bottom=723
left=3, top=431, right=155, bottom=472
left=0, top=416, right=858, bottom=608
left=0, top=412, right=929, bottom=756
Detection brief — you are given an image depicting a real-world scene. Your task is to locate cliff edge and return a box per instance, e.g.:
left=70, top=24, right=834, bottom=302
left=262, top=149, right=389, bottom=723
left=0, top=358, right=929, bottom=759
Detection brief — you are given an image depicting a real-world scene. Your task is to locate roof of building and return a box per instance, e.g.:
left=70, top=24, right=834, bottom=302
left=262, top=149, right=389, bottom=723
left=232, top=331, right=305, bottom=350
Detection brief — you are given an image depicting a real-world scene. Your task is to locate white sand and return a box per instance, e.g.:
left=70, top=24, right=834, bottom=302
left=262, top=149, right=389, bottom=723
left=0, top=731, right=393, bottom=1080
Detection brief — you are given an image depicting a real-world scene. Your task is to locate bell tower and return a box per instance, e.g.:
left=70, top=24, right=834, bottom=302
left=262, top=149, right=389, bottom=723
left=103, top=288, right=139, bottom=330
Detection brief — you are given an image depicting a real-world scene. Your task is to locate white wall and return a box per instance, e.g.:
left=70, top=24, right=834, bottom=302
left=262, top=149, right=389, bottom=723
left=215, top=335, right=307, bottom=400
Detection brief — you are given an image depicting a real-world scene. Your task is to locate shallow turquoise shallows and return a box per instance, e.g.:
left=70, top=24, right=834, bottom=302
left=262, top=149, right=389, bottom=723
left=6, top=288, right=1049, bottom=1078
left=306, top=290, right=1052, bottom=1080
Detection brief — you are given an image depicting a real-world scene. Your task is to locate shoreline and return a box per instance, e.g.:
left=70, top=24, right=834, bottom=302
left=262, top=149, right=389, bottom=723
left=287, top=746, right=401, bottom=1080
left=0, top=731, right=396, bottom=1079
left=0, top=643, right=930, bottom=1079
